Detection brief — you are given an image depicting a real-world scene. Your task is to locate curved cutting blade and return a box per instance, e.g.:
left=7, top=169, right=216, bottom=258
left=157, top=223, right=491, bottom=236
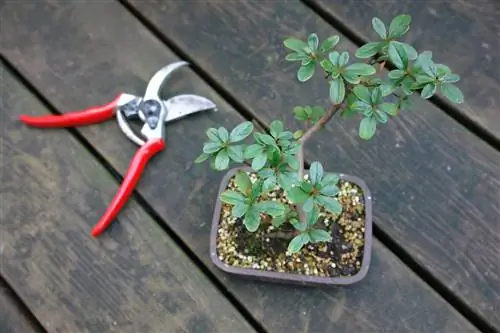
left=143, top=61, right=189, bottom=100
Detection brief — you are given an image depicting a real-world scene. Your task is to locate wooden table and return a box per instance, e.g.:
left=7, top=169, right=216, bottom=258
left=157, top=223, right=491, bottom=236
left=1, top=1, right=498, bottom=332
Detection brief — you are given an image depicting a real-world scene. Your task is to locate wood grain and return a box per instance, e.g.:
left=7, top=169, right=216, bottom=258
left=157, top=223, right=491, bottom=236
left=0, top=1, right=481, bottom=332
left=0, top=66, right=255, bottom=333
left=307, top=0, right=500, bottom=141
left=123, top=0, right=500, bottom=330
left=0, top=283, right=40, bottom=333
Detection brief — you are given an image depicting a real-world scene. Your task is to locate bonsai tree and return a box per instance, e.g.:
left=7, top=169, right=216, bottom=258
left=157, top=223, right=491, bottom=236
left=194, top=14, right=463, bottom=256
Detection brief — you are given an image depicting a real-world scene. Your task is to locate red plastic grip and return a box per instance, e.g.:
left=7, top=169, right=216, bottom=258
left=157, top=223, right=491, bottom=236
left=19, top=94, right=122, bottom=127
left=91, top=138, right=166, bottom=237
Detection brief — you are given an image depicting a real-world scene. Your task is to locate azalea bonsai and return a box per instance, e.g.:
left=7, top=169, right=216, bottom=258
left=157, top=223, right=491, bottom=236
left=194, top=14, right=464, bottom=283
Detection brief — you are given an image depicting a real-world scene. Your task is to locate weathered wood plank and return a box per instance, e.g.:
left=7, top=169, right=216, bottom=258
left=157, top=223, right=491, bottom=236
left=123, top=0, right=500, bottom=329
left=0, top=2, right=480, bottom=332
left=307, top=0, right=500, bottom=141
left=0, top=66, right=255, bottom=333
left=0, top=283, right=40, bottom=333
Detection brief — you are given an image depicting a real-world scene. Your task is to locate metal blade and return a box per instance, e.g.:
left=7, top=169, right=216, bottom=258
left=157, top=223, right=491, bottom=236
left=163, top=94, right=217, bottom=122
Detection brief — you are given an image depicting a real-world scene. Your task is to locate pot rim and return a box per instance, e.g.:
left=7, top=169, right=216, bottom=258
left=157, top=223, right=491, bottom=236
left=209, top=166, right=373, bottom=285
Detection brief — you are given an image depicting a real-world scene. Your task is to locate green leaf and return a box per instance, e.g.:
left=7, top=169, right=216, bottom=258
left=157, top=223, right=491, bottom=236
left=309, top=161, right=323, bottom=185
left=206, top=128, right=220, bottom=142
left=398, top=42, right=418, bottom=60
left=301, top=181, right=314, bottom=193
left=287, top=233, right=310, bottom=254
left=374, top=109, right=388, bottom=123
left=262, top=176, right=277, bottom=192
left=254, top=201, right=286, bottom=217
left=310, top=106, right=326, bottom=123
left=220, top=190, right=247, bottom=205
left=371, top=86, right=383, bottom=104
left=194, top=152, right=210, bottom=163
left=251, top=152, right=267, bottom=171
left=328, top=51, right=340, bottom=66
left=287, top=186, right=310, bottom=204
left=243, top=208, right=261, bottom=232
left=293, top=130, right=303, bottom=139
left=352, top=85, right=372, bottom=104
left=352, top=101, right=372, bottom=115
left=441, top=73, right=460, bottom=83
left=293, top=106, right=308, bottom=121
left=355, top=42, right=383, bottom=58
left=234, top=171, right=252, bottom=195
left=388, top=14, right=411, bottom=38
left=251, top=179, right=264, bottom=199
left=285, top=155, right=299, bottom=170
left=440, top=83, right=464, bottom=104
left=285, top=52, right=308, bottom=61
left=359, top=116, right=377, bottom=140
left=329, top=77, right=345, bottom=104
left=290, top=218, right=308, bottom=232
left=319, top=35, right=340, bottom=53
left=421, top=83, right=437, bottom=99
left=283, top=37, right=308, bottom=53
left=319, top=184, right=339, bottom=196
left=307, top=33, right=319, bottom=51
left=378, top=103, right=398, bottom=116
left=217, top=127, right=229, bottom=142
left=244, top=144, right=264, bottom=159
left=297, top=62, right=315, bottom=82
left=231, top=202, right=249, bottom=218
left=338, top=51, right=349, bottom=67
left=203, top=141, right=222, bottom=154
left=316, top=195, right=342, bottom=214
left=372, top=17, right=387, bottom=39
left=214, top=149, right=230, bottom=170
left=272, top=214, right=287, bottom=228
left=229, top=121, right=254, bottom=142
left=345, top=63, right=376, bottom=76
left=342, top=71, right=361, bottom=85
left=256, top=133, right=276, bottom=146
left=322, top=173, right=339, bottom=186
left=302, top=196, right=314, bottom=212
left=270, top=120, right=284, bottom=138
left=309, top=229, right=332, bottom=243
left=388, top=41, right=408, bottom=69
left=227, top=145, right=245, bottom=162
left=388, top=69, right=405, bottom=79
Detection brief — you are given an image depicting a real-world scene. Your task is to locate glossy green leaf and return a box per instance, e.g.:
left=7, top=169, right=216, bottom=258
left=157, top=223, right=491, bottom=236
left=371, top=86, right=383, bottom=104
left=359, top=116, right=377, bottom=140
left=308, top=229, right=332, bottom=243
left=287, top=186, right=310, bottom=204
left=374, top=109, right=388, bottom=123
left=352, top=101, right=372, bottom=115
left=214, top=149, right=230, bottom=170
left=319, top=35, right=340, bottom=53
left=217, top=127, right=229, bottom=142
left=328, top=51, right=340, bottom=66
left=194, top=152, right=210, bottom=163
left=227, top=145, right=245, bottom=162
left=316, top=195, right=342, bottom=214
left=293, top=130, right=304, bottom=139
left=232, top=202, right=249, bottom=218
left=203, top=141, right=222, bottom=154
left=441, top=83, right=464, bottom=104
left=355, top=42, right=383, bottom=58
left=206, top=128, right=220, bottom=142
left=307, top=33, right=319, bottom=51
left=270, top=120, right=284, bottom=138
left=329, top=77, right=346, bottom=104
left=421, top=83, right=437, bottom=99
left=300, top=181, right=314, bottom=193
left=319, top=184, right=339, bottom=196
left=378, top=103, right=398, bottom=116
left=338, top=51, right=349, bottom=67
left=283, top=37, right=308, bottom=53
left=262, top=176, right=277, bottom=192
left=302, top=196, right=315, bottom=212
left=388, top=69, right=405, bottom=79
left=309, top=161, right=324, bottom=185
left=272, top=214, right=287, bottom=228
left=285, top=52, right=308, bottom=61
left=352, top=85, right=372, bottom=104
left=287, top=233, right=310, bottom=254
left=254, top=201, right=286, bottom=217
left=399, top=42, right=418, bottom=60
left=441, top=74, right=460, bottom=83
left=293, top=106, right=308, bottom=121
left=388, top=41, right=407, bottom=69
left=234, top=171, right=252, bottom=195
left=345, top=63, right=376, bottom=76
left=305, top=206, right=320, bottom=228
left=243, top=208, right=261, bottom=232
left=372, top=17, right=387, bottom=39
left=342, top=71, right=361, bottom=85
left=388, top=14, right=411, bottom=38
left=229, top=121, right=254, bottom=142
left=244, top=144, right=264, bottom=159
left=297, top=62, right=315, bottom=82
left=322, top=173, right=339, bottom=186
left=251, top=152, right=267, bottom=171
left=220, top=190, right=247, bottom=205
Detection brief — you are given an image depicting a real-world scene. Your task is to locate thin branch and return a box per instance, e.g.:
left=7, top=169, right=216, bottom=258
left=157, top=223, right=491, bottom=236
left=297, top=103, right=342, bottom=178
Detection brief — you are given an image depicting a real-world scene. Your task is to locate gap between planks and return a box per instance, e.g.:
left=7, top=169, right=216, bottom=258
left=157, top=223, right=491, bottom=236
left=301, top=0, right=500, bottom=154
left=0, top=55, right=269, bottom=333
left=115, top=1, right=496, bottom=332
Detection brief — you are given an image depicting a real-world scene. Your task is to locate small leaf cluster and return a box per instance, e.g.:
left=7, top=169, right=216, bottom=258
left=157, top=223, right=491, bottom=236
left=195, top=120, right=343, bottom=254
left=283, top=14, right=464, bottom=140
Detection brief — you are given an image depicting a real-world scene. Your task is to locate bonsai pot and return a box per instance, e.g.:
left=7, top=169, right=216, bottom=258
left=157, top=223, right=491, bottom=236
left=210, top=166, right=373, bottom=286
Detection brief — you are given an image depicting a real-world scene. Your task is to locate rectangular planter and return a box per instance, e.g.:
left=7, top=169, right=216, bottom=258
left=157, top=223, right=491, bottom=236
left=210, top=166, right=373, bottom=286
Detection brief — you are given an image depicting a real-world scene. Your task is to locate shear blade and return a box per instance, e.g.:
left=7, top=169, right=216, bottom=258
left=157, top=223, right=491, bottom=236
left=163, top=94, right=217, bottom=122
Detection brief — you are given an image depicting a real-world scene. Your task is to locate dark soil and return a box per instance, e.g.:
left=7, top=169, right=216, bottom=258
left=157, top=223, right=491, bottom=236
left=215, top=172, right=366, bottom=278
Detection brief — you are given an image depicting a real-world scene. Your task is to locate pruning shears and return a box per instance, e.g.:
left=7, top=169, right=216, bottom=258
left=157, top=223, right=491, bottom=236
left=19, top=61, right=217, bottom=237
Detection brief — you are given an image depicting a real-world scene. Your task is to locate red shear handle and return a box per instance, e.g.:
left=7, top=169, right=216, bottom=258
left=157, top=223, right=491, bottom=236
left=91, top=138, right=166, bottom=237
left=19, top=94, right=122, bottom=128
